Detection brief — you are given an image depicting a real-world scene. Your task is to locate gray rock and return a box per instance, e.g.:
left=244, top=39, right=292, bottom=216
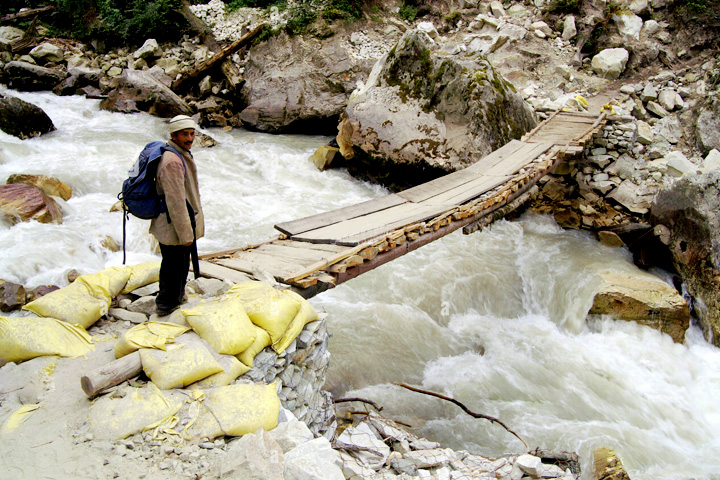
left=0, top=94, right=56, bottom=139
left=606, top=179, right=655, bottom=214
left=403, top=448, right=456, bottom=468
left=338, top=28, right=535, bottom=191
left=701, top=149, right=720, bottom=173
left=219, top=429, right=284, bottom=480
left=100, top=69, right=191, bottom=117
left=562, top=16, right=577, bottom=40
left=641, top=83, right=658, bottom=102
left=133, top=39, right=160, bottom=60
left=591, top=48, right=629, bottom=79
left=267, top=409, right=314, bottom=453
left=126, top=295, right=157, bottom=316
left=652, top=172, right=720, bottom=346
left=646, top=101, right=669, bottom=118
left=336, top=421, right=390, bottom=470
left=657, top=88, right=678, bottom=111
left=636, top=120, right=653, bottom=145
left=653, top=116, right=682, bottom=144
left=29, top=43, right=65, bottom=65
left=696, top=98, right=720, bottom=154
left=3, top=61, right=67, bottom=91
left=612, top=12, right=643, bottom=40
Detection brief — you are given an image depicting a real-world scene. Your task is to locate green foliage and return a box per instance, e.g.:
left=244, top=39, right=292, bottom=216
left=226, top=0, right=276, bottom=12
left=285, top=0, right=317, bottom=35
left=398, top=2, right=417, bottom=22
left=51, top=0, right=183, bottom=46
left=322, top=0, right=363, bottom=21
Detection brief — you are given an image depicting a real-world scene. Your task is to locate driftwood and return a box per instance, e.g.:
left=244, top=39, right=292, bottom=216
left=1, top=6, right=53, bottom=23
left=393, top=382, right=530, bottom=452
left=10, top=16, right=38, bottom=54
left=80, top=351, right=143, bottom=398
left=178, top=0, right=220, bottom=53
left=334, top=396, right=384, bottom=412
left=171, top=24, right=265, bottom=92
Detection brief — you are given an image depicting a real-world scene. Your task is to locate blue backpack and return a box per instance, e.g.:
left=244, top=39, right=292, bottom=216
left=119, top=141, right=185, bottom=219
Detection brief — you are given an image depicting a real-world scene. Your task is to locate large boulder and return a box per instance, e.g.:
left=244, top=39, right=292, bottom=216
left=239, top=32, right=380, bottom=134
left=3, top=61, right=67, bottom=91
left=29, top=43, right=65, bottom=65
left=696, top=97, right=720, bottom=155
left=589, top=269, right=690, bottom=343
left=337, top=29, right=536, bottom=191
left=100, top=69, right=192, bottom=117
left=0, top=94, right=55, bottom=139
left=591, top=48, right=629, bottom=79
left=0, top=183, right=63, bottom=224
left=651, top=172, right=720, bottom=347
left=6, top=174, right=72, bottom=201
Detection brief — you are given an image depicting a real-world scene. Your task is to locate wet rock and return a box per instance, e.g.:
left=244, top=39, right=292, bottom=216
left=0, top=281, right=26, bottom=312
left=598, top=231, right=624, bottom=247
left=27, top=285, right=60, bottom=302
left=591, top=48, right=628, bottom=79
left=100, top=69, right=192, bottom=117
left=593, top=447, right=630, bottom=480
left=0, top=94, right=55, bottom=139
left=3, top=61, right=67, bottom=91
left=7, top=174, right=72, bottom=201
left=338, top=28, right=535, bottom=191
left=0, top=183, right=63, bottom=224
left=29, top=43, right=64, bottom=65
left=589, top=269, right=690, bottom=343
left=652, top=172, right=720, bottom=347
left=309, top=146, right=342, bottom=171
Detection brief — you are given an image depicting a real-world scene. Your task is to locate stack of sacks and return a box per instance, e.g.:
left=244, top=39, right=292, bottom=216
left=0, top=262, right=160, bottom=364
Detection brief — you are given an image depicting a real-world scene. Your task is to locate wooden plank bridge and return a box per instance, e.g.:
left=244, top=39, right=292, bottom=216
left=198, top=110, right=608, bottom=298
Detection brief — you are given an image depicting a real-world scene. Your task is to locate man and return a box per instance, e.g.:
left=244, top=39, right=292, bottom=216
left=150, top=114, right=204, bottom=315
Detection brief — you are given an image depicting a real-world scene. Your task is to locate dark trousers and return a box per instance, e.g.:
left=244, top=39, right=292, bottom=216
left=156, top=243, right=191, bottom=311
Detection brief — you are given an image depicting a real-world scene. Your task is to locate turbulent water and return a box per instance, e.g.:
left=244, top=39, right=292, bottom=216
left=2, top=89, right=719, bottom=480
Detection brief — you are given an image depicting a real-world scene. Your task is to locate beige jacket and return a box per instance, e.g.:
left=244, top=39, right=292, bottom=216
left=149, top=140, right=204, bottom=245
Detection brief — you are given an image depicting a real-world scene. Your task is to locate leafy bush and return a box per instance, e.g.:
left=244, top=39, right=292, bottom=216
left=285, top=0, right=317, bottom=34
left=226, top=0, right=277, bottom=12
left=50, top=0, right=183, bottom=46
left=322, top=0, right=363, bottom=21
left=398, top=2, right=417, bottom=22
left=544, top=0, right=580, bottom=15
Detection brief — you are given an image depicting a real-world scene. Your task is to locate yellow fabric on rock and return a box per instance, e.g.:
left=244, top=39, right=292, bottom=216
left=114, top=322, right=190, bottom=358
left=0, top=315, right=94, bottom=363
left=182, top=296, right=257, bottom=355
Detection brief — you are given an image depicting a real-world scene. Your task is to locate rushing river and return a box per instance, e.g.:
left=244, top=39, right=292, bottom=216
left=1, top=89, right=719, bottom=480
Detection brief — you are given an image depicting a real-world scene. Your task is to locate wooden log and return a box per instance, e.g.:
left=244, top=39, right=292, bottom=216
left=1, top=6, right=53, bottom=23
left=10, top=16, right=38, bottom=54
left=178, top=0, right=220, bottom=52
left=80, top=351, right=142, bottom=398
left=172, top=24, right=265, bottom=91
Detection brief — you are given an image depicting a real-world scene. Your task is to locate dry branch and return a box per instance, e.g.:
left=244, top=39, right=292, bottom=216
left=1, top=6, right=53, bottom=23
left=334, top=396, right=384, bottom=412
left=393, top=382, right=530, bottom=452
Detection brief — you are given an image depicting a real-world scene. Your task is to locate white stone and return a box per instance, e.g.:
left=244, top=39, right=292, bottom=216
left=29, top=43, right=64, bottom=64
left=336, top=421, right=390, bottom=470
left=417, top=22, right=439, bottom=40
left=620, top=84, right=636, bottom=95
left=637, top=120, right=653, bottom=145
left=283, top=437, right=344, bottom=480
left=613, top=12, right=643, bottom=40
left=338, top=451, right=376, bottom=479
left=628, top=0, right=650, bottom=15
left=665, top=151, right=697, bottom=177
left=267, top=410, right=314, bottom=453
left=221, top=429, right=284, bottom=480
left=646, top=101, right=669, bottom=118
left=701, top=149, right=720, bottom=173
left=562, top=16, right=577, bottom=41
left=108, top=308, right=147, bottom=324
left=489, top=0, right=505, bottom=17
left=516, top=454, right=543, bottom=476
left=591, top=48, right=629, bottom=79
left=654, top=116, right=682, bottom=144
left=531, top=21, right=552, bottom=36
left=658, top=89, right=678, bottom=111
left=641, top=83, right=658, bottom=102
left=403, top=448, right=456, bottom=468
left=133, top=39, right=160, bottom=59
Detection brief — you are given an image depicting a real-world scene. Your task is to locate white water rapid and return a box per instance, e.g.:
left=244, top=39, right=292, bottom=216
left=2, top=89, right=719, bottom=480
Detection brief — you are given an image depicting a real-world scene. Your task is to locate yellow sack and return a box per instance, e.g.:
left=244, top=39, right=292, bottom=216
left=236, top=326, right=272, bottom=368
left=23, top=281, right=109, bottom=328
left=187, top=383, right=279, bottom=439
left=0, top=315, right=94, bottom=363
left=121, top=261, right=161, bottom=294
left=272, top=291, right=319, bottom=354
left=89, top=384, right=184, bottom=440
left=188, top=354, right=250, bottom=389
left=228, top=282, right=301, bottom=342
left=0, top=404, right=40, bottom=435
left=139, top=334, right=223, bottom=390
left=78, top=266, right=132, bottom=301
left=182, top=296, right=257, bottom=355
left=114, top=322, right=190, bottom=358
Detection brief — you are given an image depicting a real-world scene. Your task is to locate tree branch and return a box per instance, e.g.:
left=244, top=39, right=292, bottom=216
left=334, top=396, right=384, bottom=412
left=393, top=382, right=530, bottom=452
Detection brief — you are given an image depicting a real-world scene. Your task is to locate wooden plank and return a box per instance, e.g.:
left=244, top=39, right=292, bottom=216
left=272, top=239, right=347, bottom=253
left=216, top=252, right=310, bottom=280
left=274, top=194, right=407, bottom=236
left=255, top=243, right=338, bottom=263
left=398, top=140, right=527, bottom=203
left=482, top=142, right=553, bottom=177
left=197, top=260, right=253, bottom=284
left=293, top=203, right=448, bottom=244
left=420, top=174, right=511, bottom=207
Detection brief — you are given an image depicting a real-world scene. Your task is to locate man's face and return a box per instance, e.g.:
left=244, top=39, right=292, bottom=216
left=172, top=128, right=195, bottom=151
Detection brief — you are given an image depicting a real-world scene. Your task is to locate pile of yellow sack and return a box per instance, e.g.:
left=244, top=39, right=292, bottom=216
left=1, top=262, right=160, bottom=364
